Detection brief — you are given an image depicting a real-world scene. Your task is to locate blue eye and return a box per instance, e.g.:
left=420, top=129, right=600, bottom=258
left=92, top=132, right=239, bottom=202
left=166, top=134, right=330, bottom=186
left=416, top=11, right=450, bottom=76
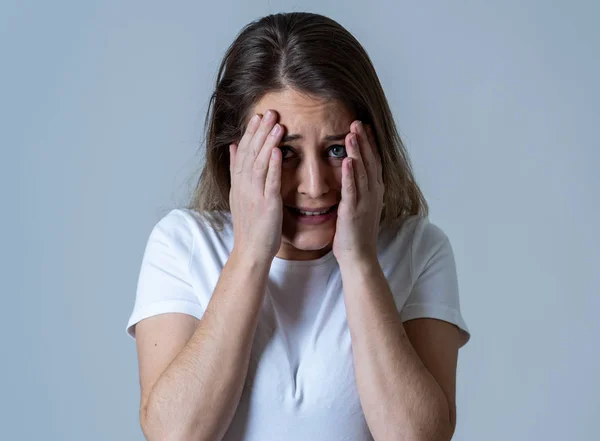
left=278, top=145, right=346, bottom=161
left=328, top=145, right=347, bottom=158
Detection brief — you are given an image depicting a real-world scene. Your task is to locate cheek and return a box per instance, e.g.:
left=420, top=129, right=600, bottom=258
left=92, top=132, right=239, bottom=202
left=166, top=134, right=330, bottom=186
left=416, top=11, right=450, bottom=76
left=333, top=166, right=343, bottom=187
left=327, top=165, right=343, bottom=192
left=279, top=170, right=293, bottom=196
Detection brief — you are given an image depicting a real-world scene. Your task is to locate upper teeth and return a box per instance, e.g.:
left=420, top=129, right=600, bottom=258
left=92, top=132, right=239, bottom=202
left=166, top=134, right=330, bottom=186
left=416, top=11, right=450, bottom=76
left=298, top=208, right=330, bottom=216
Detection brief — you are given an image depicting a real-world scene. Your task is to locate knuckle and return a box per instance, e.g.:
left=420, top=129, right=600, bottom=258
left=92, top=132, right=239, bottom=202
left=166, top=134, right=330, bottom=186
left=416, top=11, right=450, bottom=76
left=246, top=115, right=261, bottom=133
left=252, top=162, right=265, bottom=177
left=267, top=126, right=280, bottom=142
left=243, top=130, right=256, bottom=142
left=258, top=122, right=274, bottom=137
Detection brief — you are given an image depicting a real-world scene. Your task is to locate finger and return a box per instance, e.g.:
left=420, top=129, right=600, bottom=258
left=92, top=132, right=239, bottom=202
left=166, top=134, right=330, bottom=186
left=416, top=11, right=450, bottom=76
left=229, top=143, right=237, bottom=190
left=354, top=121, right=377, bottom=189
left=254, top=123, right=283, bottom=193
left=365, top=124, right=383, bottom=185
left=341, top=157, right=357, bottom=209
left=249, top=110, right=278, bottom=160
left=264, top=146, right=282, bottom=198
left=237, top=114, right=262, bottom=175
left=229, top=143, right=237, bottom=176
left=229, top=143, right=237, bottom=207
left=346, top=131, right=368, bottom=195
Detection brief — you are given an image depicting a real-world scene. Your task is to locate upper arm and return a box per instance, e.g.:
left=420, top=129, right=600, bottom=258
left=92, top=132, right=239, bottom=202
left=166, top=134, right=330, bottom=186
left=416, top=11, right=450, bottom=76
left=403, top=317, right=460, bottom=432
left=135, top=312, right=200, bottom=417
left=125, top=210, right=205, bottom=417
left=400, top=219, right=471, bottom=349
left=396, top=218, right=470, bottom=433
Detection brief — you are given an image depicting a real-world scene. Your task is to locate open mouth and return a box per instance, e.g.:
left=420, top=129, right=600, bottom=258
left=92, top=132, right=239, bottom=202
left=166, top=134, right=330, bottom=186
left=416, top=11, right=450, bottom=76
left=284, top=204, right=339, bottom=225
left=287, top=203, right=339, bottom=216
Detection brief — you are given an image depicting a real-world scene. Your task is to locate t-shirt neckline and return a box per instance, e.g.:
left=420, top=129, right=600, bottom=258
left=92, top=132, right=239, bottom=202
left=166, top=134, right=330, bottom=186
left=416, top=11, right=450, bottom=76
left=271, top=248, right=336, bottom=270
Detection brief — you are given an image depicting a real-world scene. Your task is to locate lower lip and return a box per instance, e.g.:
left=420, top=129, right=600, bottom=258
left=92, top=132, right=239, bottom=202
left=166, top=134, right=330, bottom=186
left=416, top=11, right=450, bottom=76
left=286, top=205, right=338, bottom=225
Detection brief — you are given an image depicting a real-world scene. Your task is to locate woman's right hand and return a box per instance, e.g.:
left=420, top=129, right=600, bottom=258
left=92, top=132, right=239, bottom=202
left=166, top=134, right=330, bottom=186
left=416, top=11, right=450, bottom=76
left=229, top=109, right=284, bottom=264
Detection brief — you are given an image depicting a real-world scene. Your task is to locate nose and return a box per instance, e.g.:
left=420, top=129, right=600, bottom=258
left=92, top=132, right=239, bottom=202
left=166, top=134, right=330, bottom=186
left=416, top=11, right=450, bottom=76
left=296, top=156, right=332, bottom=198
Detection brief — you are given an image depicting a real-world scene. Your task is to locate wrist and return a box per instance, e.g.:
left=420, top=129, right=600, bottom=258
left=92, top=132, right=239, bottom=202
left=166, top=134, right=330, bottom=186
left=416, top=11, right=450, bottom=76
left=229, top=247, right=274, bottom=273
left=336, top=251, right=379, bottom=274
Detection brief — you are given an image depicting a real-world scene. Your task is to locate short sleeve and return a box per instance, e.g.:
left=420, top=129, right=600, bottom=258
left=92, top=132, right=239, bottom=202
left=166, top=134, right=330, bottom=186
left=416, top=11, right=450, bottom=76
left=400, top=219, right=471, bottom=347
left=125, top=209, right=205, bottom=339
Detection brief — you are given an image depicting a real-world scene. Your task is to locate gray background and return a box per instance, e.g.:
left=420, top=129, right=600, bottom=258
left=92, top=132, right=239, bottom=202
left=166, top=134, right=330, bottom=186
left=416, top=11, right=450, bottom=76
left=3, top=0, right=599, bottom=440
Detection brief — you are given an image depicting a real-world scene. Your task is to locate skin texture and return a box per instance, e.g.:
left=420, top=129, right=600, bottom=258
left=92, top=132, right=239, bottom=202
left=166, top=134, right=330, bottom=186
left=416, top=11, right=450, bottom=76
left=251, top=89, right=461, bottom=440
left=250, top=88, right=356, bottom=261
left=134, top=87, right=462, bottom=441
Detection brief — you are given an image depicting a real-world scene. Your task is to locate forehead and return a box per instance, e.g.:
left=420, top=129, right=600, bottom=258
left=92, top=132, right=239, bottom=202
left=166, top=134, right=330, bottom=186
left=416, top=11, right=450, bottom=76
left=250, top=88, right=354, bottom=132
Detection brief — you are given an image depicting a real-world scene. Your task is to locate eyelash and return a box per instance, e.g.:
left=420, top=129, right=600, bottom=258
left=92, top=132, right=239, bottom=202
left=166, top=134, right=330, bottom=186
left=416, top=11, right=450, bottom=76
left=278, top=145, right=347, bottom=160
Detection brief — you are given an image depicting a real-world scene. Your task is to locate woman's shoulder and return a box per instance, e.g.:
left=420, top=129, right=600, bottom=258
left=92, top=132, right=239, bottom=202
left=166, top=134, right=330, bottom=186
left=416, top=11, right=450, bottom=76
left=146, top=208, right=234, bottom=268
left=146, top=208, right=233, bottom=250
left=161, top=208, right=233, bottom=237
left=380, top=214, right=448, bottom=244
left=377, top=215, right=451, bottom=266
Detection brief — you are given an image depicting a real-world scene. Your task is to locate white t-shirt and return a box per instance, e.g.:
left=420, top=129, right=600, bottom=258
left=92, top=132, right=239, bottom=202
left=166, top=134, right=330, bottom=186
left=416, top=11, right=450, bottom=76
left=126, top=208, right=470, bottom=441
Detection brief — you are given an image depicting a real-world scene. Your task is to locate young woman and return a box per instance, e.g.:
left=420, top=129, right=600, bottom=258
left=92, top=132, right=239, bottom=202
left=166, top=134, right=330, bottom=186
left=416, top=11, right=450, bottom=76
left=126, top=12, right=470, bottom=441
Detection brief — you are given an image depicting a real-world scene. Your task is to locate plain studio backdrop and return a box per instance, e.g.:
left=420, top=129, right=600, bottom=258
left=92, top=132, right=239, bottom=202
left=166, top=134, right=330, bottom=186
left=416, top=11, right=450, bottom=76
left=3, top=0, right=598, bottom=440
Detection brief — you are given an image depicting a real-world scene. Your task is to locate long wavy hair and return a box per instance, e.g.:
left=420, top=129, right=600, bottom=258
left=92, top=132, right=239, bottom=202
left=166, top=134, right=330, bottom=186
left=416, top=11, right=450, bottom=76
left=187, top=12, right=428, bottom=232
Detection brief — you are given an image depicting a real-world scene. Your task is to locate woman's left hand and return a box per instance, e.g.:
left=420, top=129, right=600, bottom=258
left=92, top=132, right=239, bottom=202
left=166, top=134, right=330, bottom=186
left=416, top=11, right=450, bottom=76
left=332, top=121, right=384, bottom=265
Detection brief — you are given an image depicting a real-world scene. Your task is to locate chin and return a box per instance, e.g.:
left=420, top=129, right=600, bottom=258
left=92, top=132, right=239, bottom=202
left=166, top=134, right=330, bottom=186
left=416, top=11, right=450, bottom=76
left=280, top=204, right=339, bottom=258
left=288, top=237, right=333, bottom=252
left=282, top=228, right=335, bottom=251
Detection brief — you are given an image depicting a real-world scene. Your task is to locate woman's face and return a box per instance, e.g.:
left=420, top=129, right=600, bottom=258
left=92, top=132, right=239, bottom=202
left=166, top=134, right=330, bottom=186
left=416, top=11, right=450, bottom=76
left=250, top=88, right=356, bottom=261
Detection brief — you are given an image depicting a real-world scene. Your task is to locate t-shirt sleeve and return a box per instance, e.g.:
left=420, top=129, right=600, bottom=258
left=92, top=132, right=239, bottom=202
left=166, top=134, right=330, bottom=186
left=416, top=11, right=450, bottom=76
left=125, top=209, right=204, bottom=339
left=400, top=218, right=471, bottom=348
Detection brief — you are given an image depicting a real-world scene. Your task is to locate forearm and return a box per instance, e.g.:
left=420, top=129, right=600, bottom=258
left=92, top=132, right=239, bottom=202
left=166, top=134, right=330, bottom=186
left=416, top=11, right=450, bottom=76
left=143, top=250, right=271, bottom=441
left=339, top=257, right=452, bottom=441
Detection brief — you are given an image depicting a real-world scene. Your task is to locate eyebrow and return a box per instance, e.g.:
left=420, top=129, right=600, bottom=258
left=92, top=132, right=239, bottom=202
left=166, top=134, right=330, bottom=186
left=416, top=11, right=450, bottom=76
left=280, top=133, right=348, bottom=143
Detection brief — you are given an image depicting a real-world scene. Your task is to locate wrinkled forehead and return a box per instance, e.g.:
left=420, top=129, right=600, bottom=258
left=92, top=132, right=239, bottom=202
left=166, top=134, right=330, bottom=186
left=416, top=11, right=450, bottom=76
left=249, top=89, right=355, bottom=138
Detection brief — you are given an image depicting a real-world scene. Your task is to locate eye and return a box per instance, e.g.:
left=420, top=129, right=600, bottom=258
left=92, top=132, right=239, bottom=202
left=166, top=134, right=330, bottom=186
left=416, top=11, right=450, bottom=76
left=278, top=145, right=296, bottom=160
left=327, top=145, right=347, bottom=159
